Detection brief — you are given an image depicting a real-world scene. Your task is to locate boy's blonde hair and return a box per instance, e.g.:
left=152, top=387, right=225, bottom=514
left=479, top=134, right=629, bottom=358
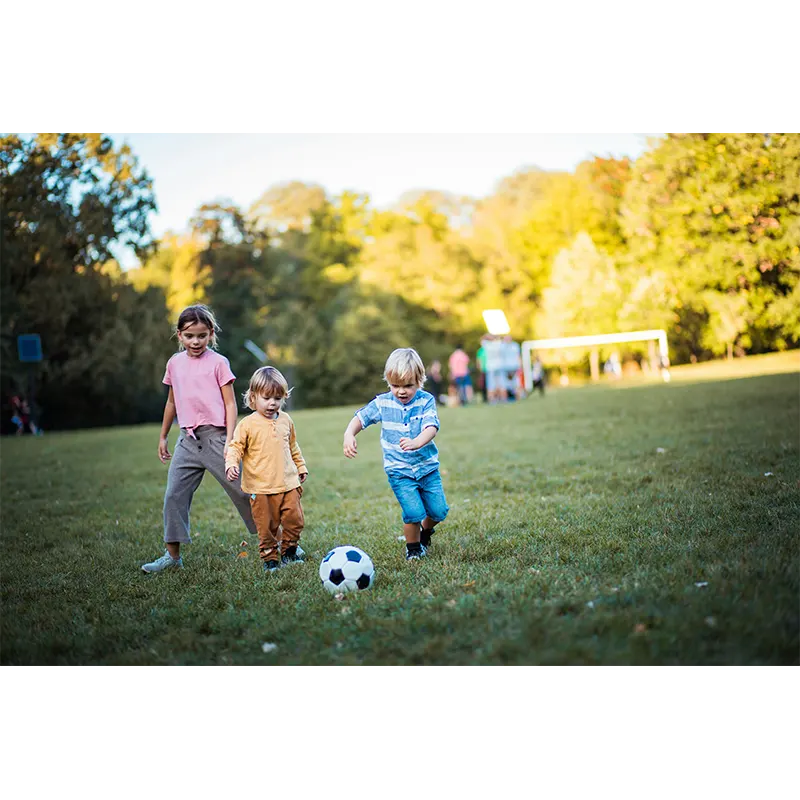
left=176, top=304, right=220, bottom=350
left=384, top=348, right=426, bottom=387
left=243, top=366, right=291, bottom=410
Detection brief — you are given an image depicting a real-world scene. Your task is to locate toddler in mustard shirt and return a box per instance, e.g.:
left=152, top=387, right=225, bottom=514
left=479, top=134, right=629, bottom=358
left=225, top=367, right=308, bottom=573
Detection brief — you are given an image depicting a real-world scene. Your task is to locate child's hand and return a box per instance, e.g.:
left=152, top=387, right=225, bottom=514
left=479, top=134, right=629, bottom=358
left=226, top=464, right=239, bottom=481
left=343, top=434, right=358, bottom=458
left=399, top=436, right=419, bottom=451
left=158, top=437, right=171, bottom=463
left=299, top=472, right=308, bottom=484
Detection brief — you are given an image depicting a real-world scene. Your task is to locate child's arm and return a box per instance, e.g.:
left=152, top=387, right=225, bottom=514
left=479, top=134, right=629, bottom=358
left=225, top=419, right=248, bottom=481
left=343, top=416, right=363, bottom=458
left=344, top=399, right=380, bottom=458
left=221, top=381, right=238, bottom=460
left=399, top=425, right=437, bottom=451
left=289, top=422, right=309, bottom=483
left=399, top=396, right=440, bottom=451
left=158, top=387, right=177, bottom=463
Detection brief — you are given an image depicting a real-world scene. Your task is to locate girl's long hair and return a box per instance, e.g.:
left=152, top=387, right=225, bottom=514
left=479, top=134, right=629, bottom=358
left=175, top=305, right=220, bottom=350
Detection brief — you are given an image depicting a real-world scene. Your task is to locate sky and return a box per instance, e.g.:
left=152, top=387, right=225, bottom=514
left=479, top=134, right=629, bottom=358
left=109, top=133, right=660, bottom=266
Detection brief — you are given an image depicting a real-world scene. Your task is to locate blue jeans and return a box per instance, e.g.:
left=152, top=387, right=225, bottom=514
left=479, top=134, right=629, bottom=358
left=387, top=469, right=450, bottom=524
left=454, top=374, right=472, bottom=405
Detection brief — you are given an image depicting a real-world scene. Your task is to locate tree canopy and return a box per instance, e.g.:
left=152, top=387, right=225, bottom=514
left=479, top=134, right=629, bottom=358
left=3, top=132, right=798, bottom=429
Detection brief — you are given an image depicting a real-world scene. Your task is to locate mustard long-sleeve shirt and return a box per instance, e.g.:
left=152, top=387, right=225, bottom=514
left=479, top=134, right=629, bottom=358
left=225, top=411, right=308, bottom=495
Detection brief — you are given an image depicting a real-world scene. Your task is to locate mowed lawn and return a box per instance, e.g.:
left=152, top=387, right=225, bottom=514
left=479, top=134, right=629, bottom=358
left=2, top=352, right=798, bottom=665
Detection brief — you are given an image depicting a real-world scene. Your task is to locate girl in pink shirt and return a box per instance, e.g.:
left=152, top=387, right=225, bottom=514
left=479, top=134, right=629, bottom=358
left=141, top=305, right=258, bottom=573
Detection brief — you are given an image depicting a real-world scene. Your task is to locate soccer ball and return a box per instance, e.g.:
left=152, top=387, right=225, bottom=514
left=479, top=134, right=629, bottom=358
left=319, top=545, right=375, bottom=594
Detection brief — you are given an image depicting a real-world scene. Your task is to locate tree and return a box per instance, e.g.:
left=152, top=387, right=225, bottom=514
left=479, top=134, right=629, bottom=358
left=537, top=232, right=622, bottom=339
left=1, top=133, right=171, bottom=429
left=701, top=290, right=752, bottom=359
left=396, top=189, right=477, bottom=230
left=574, top=155, right=633, bottom=253
left=248, top=181, right=328, bottom=234
left=358, top=205, right=482, bottom=341
left=465, top=161, right=633, bottom=341
left=186, top=202, right=271, bottom=383
left=128, top=232, right=206, bottom=318
left=622, top=133, right=800, bottom=357
left=466, top=168, right=555, bottom=338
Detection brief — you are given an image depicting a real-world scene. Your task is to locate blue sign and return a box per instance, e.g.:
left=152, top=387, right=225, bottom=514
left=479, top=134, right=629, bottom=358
left=17, top=334, right=43, bottom=363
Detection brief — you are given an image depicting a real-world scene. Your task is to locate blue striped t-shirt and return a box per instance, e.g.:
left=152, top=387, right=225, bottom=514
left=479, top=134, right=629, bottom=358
left=356, top=389, right=441, bottom=478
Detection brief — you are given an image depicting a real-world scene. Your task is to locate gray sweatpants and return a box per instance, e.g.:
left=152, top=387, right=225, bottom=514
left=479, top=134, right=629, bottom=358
left=163, top=425, right=257, bottom=544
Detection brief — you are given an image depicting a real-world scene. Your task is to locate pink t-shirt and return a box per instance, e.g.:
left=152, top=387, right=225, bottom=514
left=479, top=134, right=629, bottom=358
left=448, top=349, right=470, bottom=379
left=163, top=350, right=236, bottom=435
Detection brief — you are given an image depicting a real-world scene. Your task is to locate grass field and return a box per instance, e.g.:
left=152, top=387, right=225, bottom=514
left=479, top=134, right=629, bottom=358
left=1, top=352, right=798, bottom=665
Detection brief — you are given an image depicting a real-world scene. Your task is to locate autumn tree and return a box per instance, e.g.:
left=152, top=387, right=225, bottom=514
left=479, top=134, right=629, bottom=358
left=622, top=133, right=800, bottom=358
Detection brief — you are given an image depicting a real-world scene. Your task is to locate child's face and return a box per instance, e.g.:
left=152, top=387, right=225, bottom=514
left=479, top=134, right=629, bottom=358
left=177, top=322, right=212, bottom=358
left=388, top=379, right=419, bottom=404
left=254, top=393, right=282, bottom=418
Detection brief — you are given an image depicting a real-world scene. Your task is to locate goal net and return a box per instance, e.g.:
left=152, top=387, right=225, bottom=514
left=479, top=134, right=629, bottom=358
left=521, top=329, right=670, bottom=390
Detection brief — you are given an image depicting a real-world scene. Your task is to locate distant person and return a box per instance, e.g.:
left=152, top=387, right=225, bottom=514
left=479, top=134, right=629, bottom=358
left=141, top=305, right=262, bottom=574
left=10, top=395, right=25, bottom=435
left=225, top=366, right=308, bottom=572
left=531, top=357, right=546, bottom=396
left=426, top=359, right=444, bottom=404
left=516, top=366, right=527, bottom=399
left=476, top=338, right=488, bottom=403
left=343, top=348, right=449, bottom=561
left=483, top=335, right=507, bottom=404
left=604, top=352, right=622, bottom=379
left=448, top=344, right=472, bottom=405
left=501, top=335, right=522, bottom=401
left=10, top=394, right=39, bottom=435
left=446, top=383, right=460, bottom=407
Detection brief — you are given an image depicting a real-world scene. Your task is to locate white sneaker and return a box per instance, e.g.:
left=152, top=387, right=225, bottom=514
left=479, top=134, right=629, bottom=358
left=142, top=550, right=183, bottom=573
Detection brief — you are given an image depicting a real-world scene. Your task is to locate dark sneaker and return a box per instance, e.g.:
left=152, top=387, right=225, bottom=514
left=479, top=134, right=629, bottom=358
left=405, top=544, right=428, bottom=561
left=263, top=560, right=281, bottom=573
left=281, top=546, right=305, bottom=566
left=420, top=526, right=436, bottom=548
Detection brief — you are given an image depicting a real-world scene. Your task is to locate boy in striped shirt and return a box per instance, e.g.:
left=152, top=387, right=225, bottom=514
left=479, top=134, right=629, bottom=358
left=343, top=348, right=450, bottom=561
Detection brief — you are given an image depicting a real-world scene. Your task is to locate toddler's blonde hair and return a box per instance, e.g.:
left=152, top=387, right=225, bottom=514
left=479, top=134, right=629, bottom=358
left=243, top=366, right=291, bottom=410
left=384, top=348, right=426, bottom=388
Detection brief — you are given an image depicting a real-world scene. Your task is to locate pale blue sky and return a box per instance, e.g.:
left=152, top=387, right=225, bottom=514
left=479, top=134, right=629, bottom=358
left=111, top=133, right=659, bottom=264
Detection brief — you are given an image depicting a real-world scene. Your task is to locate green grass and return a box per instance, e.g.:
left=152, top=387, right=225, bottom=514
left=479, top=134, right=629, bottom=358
left=2, top=353, right=798, bottom=665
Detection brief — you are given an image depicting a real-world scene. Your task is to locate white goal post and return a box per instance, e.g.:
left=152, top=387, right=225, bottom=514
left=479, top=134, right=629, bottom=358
left=521, top=329, right=669, bottom=391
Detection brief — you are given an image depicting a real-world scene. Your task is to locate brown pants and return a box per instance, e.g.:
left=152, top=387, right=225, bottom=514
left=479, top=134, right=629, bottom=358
left=250, top=487, right=304, bottom=562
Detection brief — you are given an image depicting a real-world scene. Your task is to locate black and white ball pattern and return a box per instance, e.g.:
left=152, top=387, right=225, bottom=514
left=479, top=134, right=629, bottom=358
left=319, top=545, right=375, bottom=594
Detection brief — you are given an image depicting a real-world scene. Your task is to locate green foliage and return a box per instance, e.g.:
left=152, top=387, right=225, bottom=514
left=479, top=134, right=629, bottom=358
left=4, top=133, right=799, bottom=429
left=128, top=232, right=206, bottom=317
left=467, top=160, right=633, bottom=340
left=537, top=232, right=622, bottom=340
left=1, top=134, right=171, bottom=429
left=359, top=205, right=482, bottom=335
left=622, top=133, right=800, bottom=356
left=248, top=180, right=328, bottom=233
